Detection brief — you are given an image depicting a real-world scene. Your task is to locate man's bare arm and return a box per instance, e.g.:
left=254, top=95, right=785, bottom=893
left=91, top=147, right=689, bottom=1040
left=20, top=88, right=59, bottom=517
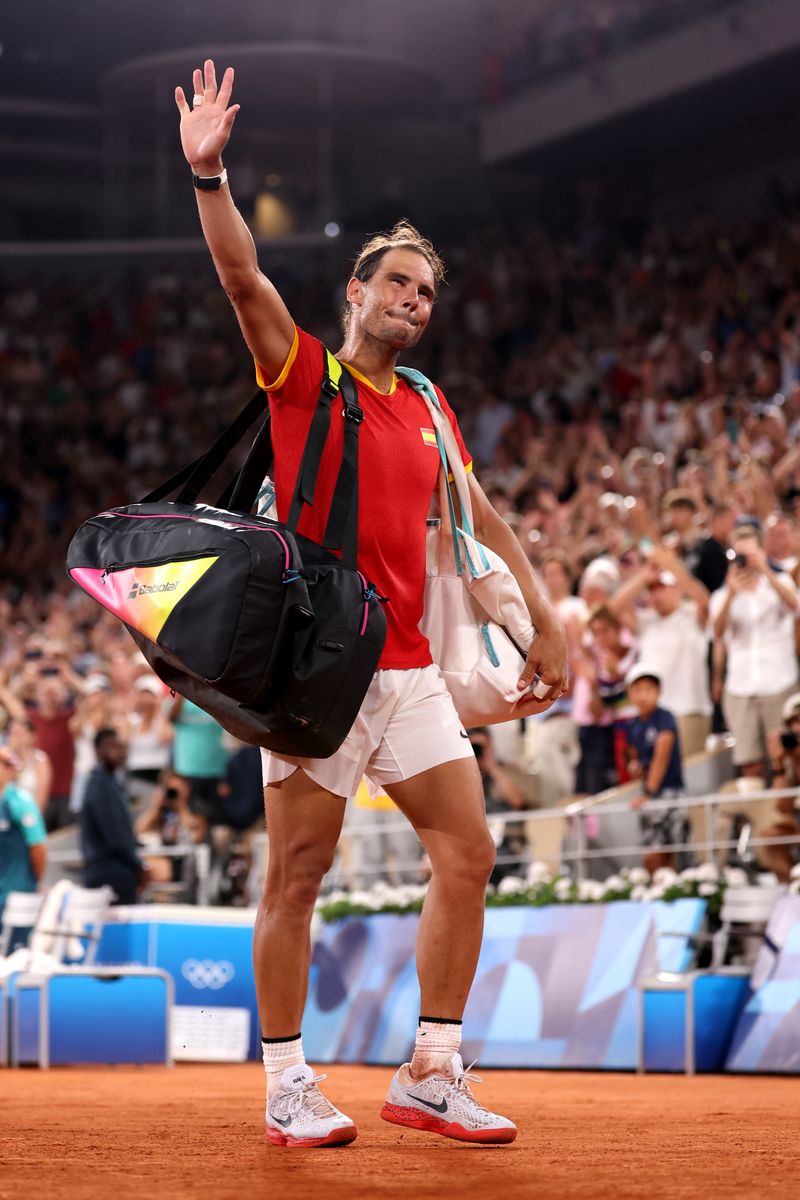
left=469, top=474, right=567, bottom=701
left=175, top=59, right=294, bottom=382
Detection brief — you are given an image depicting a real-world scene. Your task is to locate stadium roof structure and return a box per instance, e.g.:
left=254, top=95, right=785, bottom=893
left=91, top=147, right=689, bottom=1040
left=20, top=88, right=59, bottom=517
left=101, top=42, right=442, bottom=122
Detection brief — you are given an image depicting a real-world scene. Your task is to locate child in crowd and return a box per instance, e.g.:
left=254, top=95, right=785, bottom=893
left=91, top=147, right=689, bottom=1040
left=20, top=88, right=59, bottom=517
left=625, top=664, right=688, bottom=873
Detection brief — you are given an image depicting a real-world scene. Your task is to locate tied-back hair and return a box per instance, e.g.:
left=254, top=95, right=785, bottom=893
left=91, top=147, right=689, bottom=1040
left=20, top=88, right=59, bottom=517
left=340, top=220, right=445, bottom=333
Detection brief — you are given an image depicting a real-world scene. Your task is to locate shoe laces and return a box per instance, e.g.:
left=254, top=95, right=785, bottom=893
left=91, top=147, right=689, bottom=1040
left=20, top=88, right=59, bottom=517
left=285, top=1072, right=336, bottom=1119
left=451, top=1060, right=486, bottom=1109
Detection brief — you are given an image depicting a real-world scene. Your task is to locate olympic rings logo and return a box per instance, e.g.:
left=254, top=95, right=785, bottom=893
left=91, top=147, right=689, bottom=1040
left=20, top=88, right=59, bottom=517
left=181, top=958, right=235, bottom=990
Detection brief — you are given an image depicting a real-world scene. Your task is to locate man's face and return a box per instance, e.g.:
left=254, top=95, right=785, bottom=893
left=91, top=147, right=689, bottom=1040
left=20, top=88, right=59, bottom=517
left=666, top=503, right=695, bottom=534
left=648, top=580, right=680, bottom=615
left=346, top=248, right=435, bottom=350
left=712, top=510, right=735, bottom=542
left=100, top=735, right=127, bottom=770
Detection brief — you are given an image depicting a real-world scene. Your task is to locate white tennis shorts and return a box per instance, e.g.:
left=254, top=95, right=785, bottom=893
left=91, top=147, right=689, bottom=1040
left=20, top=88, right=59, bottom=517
left=260, top=665, right=475, bottom=798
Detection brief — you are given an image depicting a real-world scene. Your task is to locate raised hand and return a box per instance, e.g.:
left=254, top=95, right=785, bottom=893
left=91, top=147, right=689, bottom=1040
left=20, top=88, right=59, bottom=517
left=175, top=59, right=239, bottom=174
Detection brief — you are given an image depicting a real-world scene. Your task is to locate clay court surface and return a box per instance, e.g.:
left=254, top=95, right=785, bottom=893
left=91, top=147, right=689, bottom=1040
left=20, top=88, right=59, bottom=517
left=2, top=1064, right=797, bottom=1199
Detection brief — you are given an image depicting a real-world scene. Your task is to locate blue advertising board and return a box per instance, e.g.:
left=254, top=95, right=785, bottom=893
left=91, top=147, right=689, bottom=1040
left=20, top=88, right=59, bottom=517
left=303, top=900, right=706, bottom=1069
left=725, top=895, right=800, bottom=1073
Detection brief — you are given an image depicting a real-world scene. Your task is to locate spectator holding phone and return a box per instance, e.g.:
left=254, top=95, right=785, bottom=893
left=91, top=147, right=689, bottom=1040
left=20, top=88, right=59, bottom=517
left=469, top=728, right=527, bottom=885
left=122, top=675, right=173, bottom=801
left=710, top=524, right=799, bottom=780
left=3, top=714, right=51, bottom=814
left=1, top=667, right=80, bottom=832
left=571, top=605, right=637, bottom=797
left=610, top=545, right=711, bottom=758
left=135, top=772, right=205, bottom=890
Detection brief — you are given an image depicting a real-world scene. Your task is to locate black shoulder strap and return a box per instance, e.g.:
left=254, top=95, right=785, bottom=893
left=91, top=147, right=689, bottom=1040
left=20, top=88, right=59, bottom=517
left=140, top=390, right=266, bottom=505
left=139, top=342, right=364, bottom=570
left=285, top=346, right=363, bottom=570
left=286, top=344, right=341, bottom=529
left=322, top=366, right=362, bottom=568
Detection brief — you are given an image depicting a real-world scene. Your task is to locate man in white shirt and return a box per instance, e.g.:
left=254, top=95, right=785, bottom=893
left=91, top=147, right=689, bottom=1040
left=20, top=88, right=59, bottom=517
left=610, top=547, right=711, bottom=757
left=710, top=525, right=800, bottom=777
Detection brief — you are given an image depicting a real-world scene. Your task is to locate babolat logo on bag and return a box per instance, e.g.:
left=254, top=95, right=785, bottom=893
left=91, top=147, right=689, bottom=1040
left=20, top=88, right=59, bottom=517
left=127, top=580, right=180, bottom=599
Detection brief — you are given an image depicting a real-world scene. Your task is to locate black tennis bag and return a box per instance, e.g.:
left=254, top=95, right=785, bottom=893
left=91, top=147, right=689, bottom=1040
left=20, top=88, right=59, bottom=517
left=66, top=347, right=387, bottom=758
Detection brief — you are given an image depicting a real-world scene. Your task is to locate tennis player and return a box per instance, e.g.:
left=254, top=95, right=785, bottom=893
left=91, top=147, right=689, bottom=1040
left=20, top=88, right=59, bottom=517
left=176, top=60, right=567, bottom=1148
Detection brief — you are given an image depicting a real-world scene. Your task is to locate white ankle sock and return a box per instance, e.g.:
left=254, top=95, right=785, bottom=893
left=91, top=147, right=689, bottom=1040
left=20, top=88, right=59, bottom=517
left=410, top=1018, right=462, bottom=1075
left=262, top=1034, right=305, bottom=1096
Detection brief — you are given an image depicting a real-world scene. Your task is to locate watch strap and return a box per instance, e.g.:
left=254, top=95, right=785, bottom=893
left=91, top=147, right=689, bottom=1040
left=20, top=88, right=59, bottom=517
left=193, top=168, right=228, bottom=191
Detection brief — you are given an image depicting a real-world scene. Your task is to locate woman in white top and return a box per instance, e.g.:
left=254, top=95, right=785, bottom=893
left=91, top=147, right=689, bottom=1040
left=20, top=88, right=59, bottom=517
left=123, top=676, right=173, bottom=799
left=6, top=714, right=52, bottom=811
left=69, top=677, right=118, bottom=813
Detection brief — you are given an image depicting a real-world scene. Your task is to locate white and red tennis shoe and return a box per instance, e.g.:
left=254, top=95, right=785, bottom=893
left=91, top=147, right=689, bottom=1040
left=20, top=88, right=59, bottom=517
left=380, top=1053, right=517, bottom=1144
left=265, top=1063, right=356, bottom=1148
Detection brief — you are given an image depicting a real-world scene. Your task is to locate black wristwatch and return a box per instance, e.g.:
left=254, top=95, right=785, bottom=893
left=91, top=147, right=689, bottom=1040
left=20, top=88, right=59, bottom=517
left=192, top=168, right=228, bottom=191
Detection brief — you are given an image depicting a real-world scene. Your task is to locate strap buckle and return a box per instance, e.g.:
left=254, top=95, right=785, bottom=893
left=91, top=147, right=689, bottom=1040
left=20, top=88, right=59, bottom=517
left=321, top=373, right=339, bottom=399
left=342, top=401, right=364, bottom=425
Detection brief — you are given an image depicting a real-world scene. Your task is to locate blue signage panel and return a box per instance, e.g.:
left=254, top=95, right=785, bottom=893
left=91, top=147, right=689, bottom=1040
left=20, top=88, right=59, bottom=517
left=725, top=895, right=800, bottom=1073
left=303, top=900, right=706, bottom=1069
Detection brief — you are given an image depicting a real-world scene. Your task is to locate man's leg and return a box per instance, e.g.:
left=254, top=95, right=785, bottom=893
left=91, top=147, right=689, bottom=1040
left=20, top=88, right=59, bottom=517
left=381, top=756, right=516, bottom=1144
left=253, top=768, right=356, bottom=1148
left=385, top=755, right=495, bottom=1023
left=253, top=768, right=345, bottom=1037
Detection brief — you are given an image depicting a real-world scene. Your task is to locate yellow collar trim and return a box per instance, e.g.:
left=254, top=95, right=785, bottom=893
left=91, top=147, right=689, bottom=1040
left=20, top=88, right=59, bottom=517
left=340, top=359, right=398, bottom=396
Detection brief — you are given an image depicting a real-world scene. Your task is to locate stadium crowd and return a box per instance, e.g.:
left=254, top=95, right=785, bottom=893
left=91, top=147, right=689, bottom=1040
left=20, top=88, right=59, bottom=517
left=3, top=178, right=800, bottom=902
left=485, top=0, right=739, bottom=101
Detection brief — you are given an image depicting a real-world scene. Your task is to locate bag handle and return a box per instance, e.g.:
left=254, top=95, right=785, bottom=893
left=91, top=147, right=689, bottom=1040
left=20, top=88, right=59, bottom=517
left=140, top=340, right=363, bottom=570
left=220, top=346, right=349, bottom=517
left=140, top=389, right=268, bottom=505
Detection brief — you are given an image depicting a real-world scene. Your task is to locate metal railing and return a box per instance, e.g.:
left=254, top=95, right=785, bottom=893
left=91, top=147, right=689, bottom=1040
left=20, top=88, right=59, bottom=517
left=46, top=843, right=212, bottom=906
left=326, top=788, right=800, bottom=886
left=43, top=789, right=800, bottom=900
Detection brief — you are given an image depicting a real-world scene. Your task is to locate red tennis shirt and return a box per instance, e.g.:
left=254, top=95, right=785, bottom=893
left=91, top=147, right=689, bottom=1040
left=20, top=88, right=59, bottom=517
left=256, top=326, right=472, bottom=670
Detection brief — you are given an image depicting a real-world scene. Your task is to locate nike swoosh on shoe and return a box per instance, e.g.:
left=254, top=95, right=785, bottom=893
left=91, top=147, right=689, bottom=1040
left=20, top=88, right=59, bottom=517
left=272, top=1114, right=292, bottom=1128
left=406, top=1093, right=448, bottom=1114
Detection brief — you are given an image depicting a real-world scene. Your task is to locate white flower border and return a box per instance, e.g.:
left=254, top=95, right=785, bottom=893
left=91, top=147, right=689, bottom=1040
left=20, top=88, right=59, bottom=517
left=316, top=863, right=769, bottom=922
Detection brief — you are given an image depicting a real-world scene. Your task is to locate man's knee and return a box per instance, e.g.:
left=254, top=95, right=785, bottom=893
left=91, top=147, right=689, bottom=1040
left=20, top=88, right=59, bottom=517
left=266, top=840, right=336, bottom=911
left=434, top=832, right=496, bottom=891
